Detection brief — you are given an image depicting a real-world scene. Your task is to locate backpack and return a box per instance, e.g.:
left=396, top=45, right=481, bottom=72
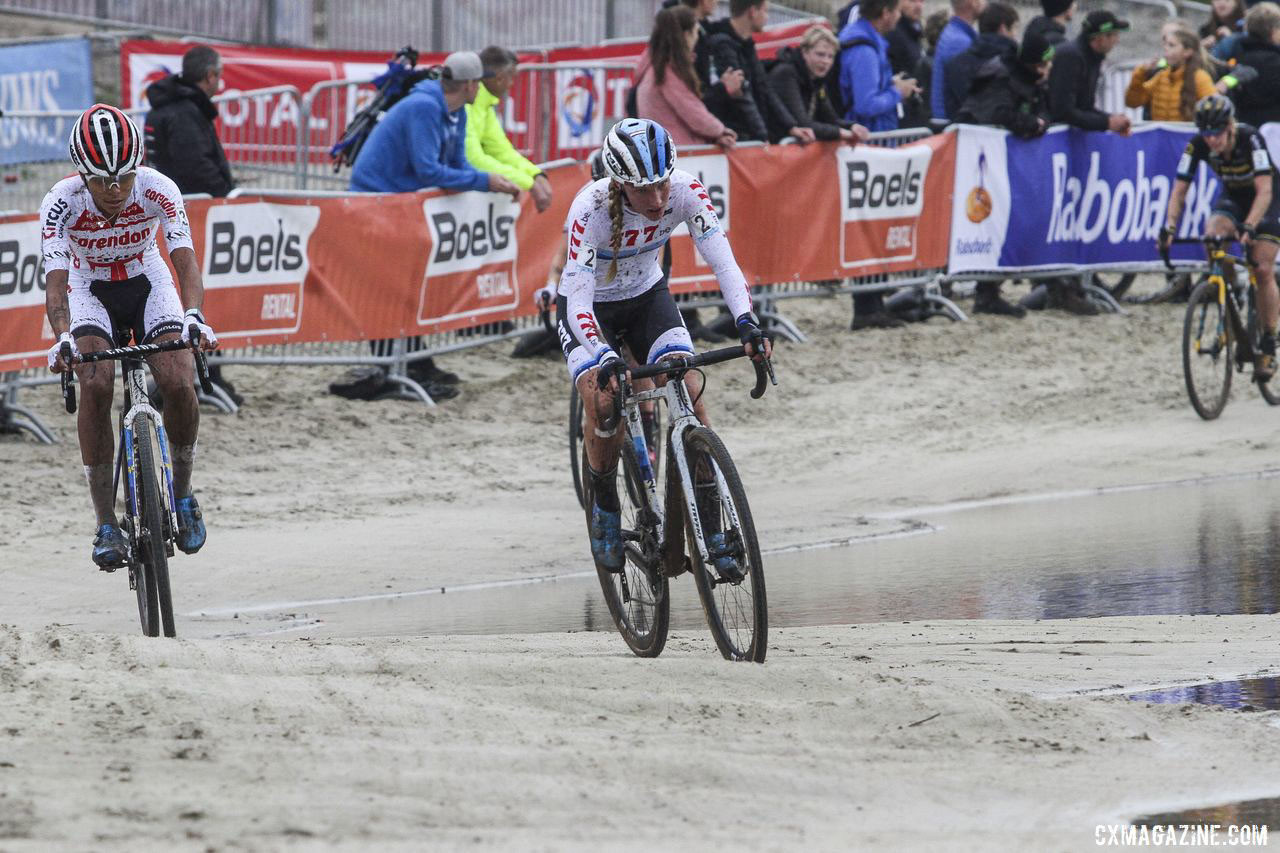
left=330, top=47, right=436, bottom=172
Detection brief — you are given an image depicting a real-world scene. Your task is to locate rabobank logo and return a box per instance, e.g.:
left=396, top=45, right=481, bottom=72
left=838, top=145, right=930, bottom=222
left=1046, top=150, right=1216, bottom=244
left=203, top=202, right=319, bottom=288
left=965, top=150, right=993, bottom=223
left=424, top=193, right=520, bottom=278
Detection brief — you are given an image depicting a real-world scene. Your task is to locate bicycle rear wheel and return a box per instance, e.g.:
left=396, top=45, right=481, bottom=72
left=569, top=387, right=586, bottom=508
left=134, top=417, right=175, bottom=637
left=1246, top=295, right=1280, bottom=406
left=584, top=440, right=669, bottom=658
left=1183, top=279, right=1233, bottom=421
left=682, top=427, right=767, bottom=662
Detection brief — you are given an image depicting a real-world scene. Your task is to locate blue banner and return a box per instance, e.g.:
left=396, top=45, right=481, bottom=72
left=949, top=124, right=1222, bottom=273
left=0, top=38, right=94, bottom=165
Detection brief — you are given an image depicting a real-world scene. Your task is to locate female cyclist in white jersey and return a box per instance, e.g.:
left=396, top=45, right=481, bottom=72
left=556, top=118, right=771, bottom=571
left=41, top=103, right=219, bottom=569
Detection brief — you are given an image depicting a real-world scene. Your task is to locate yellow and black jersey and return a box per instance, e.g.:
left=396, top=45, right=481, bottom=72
left=1176, top=124, right=1280, bottom=214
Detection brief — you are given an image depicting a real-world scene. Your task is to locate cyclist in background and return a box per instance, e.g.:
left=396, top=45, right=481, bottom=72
left=41, top=104, right=219, bottom=569
left=557, top=118, right=770, bottom=572
left=1161, top=94, right=1280, bottom=379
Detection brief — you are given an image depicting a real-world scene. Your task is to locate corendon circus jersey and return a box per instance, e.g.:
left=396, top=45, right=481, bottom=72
left=40, top=166, right=194, bottom=282
left=558, top=168, right=753, bottom=366
left=40, top=167, right=194, bottom=344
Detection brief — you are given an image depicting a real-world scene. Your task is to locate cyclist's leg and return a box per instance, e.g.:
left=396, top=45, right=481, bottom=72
left=70, top=283, right=127, bottom=565
left=1252, top=220, right=1280, bottom=336
left=137, top=275, right=197, bottom=496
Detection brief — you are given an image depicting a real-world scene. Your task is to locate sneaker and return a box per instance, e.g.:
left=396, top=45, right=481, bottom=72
left=850, top=312, right=907, bottom=331
left=92, top=523, right=128, bottom=570
left=175, top=494, right=206, bottom=555
left=973, top=295, right=1027, bottom=318
left=705, top=531, right=744, bottom=582
left=1049, top=283, right=1099, bottom=316
left=407, top=360, right=460, bottom=386
left=589, top=503, right=624, bottom=571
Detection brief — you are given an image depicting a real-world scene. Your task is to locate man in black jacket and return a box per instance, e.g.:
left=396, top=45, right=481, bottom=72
left=887, top=0, right=929, bottom=127
left=1046, top=10, right=1131, bottom=133
left=942, top=2, right=1019, bottom=121
left=1223, top=3, right=1280, bottom=127
left=145, top=45, right=241, bottom=404
left=955, top=29, right=1053, bottom=137
left=144, top=45, right=234, bottom=197
left=703, top=0, right=812, bottom=143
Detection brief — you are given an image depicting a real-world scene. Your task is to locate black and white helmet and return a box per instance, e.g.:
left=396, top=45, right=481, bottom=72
left=600, top=118, right=676, bottom=187
left=69, top=103, right=143, bottom=180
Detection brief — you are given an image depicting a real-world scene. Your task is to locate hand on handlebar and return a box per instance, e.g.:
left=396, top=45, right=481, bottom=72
left=181, top=309, right=219, bottom=351
left=736, top=313, right=772, bottom=362
left=596, top=351, right=628, bottom=394
left=47, top=332, right=80, bottom=373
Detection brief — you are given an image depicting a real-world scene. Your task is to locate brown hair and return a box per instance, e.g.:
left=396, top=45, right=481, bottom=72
left=1165, top=21, right=1213, bottom=121
left=606, top=181, right=624, bottom=283
left=649, top=6, right=701, bottom=96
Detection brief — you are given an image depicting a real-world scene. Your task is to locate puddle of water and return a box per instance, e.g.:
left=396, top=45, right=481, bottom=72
left=202, top=475, right=1280, bottom=638
left=1135, top=796, right=1280, bottom=829
left=1128, top=677, right=1280, bottom=711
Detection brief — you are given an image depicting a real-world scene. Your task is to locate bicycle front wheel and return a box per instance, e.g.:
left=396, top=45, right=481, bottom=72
left=584, top=443, right=669, bottom=657
left=1246, top=295, right=1280, bottom=406
left=1183, top=279, right=1233, bottom=421
left=134, top=417, right=175, bottom=637
left=682, top=427, right=767, bottom=662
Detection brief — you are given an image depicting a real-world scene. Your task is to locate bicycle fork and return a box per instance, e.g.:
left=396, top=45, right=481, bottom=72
left=118, top=366, right=179, bottom=579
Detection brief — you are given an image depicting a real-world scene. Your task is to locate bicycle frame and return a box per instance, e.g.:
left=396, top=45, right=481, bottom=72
left=1183, top=238, right=1257, bottom=363
left=117, top=358, right=179, bottom=568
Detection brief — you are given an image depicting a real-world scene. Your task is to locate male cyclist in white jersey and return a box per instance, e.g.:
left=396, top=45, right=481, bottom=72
left=557, top=118, right=771, bottom=571
left=41, top=103, right=219, bottom=569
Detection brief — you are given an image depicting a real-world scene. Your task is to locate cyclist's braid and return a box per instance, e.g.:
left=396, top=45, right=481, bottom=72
left=607, top=181, right=624, bottom=283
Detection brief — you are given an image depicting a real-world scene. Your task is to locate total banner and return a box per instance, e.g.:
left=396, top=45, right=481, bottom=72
left=0, top=137, right=955, bottom=372
left=948, top=123, right=1221, bottom=273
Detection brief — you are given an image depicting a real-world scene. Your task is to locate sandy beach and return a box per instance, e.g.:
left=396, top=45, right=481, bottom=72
left=2, top=280, right=1279, bottom=850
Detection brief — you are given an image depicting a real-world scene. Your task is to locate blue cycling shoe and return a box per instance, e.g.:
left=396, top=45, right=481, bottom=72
left=92, top=523, right=128, bottom=571
left=175, top=494, right=206, bottom=555
left=589, top=503, right=624, bottom=571
left=706, top=532, right=744, bottom=582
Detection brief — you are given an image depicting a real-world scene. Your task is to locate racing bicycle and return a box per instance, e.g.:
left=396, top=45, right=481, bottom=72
left=1164, top=235, right=1280, bottom=419
left=60, top=338, right=214, bottom=637
left=583, top=343, right=776, bottom=662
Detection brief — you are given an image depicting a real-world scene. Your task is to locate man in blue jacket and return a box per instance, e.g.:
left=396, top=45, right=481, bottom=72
left=931, top=0, right=986, bottom=124
left=839, top=0, right=922, bottom=132
left=350, top=51, right=521, bottom=197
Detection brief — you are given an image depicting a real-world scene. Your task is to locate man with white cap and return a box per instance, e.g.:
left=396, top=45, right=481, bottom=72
left=350, top=50, right=522, bottom=197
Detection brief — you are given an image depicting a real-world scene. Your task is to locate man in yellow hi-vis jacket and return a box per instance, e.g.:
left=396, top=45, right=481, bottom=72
left=466, top=46, right=555, bottom=213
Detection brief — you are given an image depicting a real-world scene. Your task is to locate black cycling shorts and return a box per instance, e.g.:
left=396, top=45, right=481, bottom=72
left=1211, top=199, right=1280, bottom=245
left=556, top=284, right=693, bottom=380
left=71, top=273, right=184, bottom=347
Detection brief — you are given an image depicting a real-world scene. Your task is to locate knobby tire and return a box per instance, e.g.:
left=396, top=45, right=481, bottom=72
left=135, top=418, right=175, bottom=637
left=683, top=427, right=767, bottom=662
left=569, top=387, right=586, bottom=509
left=1183, top=279, right=1233, bottom=421
left=585, top=439, right=670, bottom=658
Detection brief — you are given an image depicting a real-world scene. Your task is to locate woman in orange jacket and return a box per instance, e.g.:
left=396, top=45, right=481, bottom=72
left=1126, top=21, right=1217, bottom=121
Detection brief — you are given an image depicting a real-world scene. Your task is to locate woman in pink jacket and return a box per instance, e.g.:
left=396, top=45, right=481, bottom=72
left=635, top=6, right=737, bottom=149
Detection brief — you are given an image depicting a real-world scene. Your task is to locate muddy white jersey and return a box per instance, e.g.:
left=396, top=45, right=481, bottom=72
left=559, top=169, right=751, bottom=358
left=39, top=166, right=193, bottom=283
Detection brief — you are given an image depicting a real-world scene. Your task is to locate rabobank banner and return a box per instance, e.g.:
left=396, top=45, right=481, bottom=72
left=0, top=38, right=93, bottom=165
left=948, top=124, right=1220, bottom=273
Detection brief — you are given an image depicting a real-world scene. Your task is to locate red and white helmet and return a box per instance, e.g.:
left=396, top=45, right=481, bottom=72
left=69, top=103, right=143, bottom=179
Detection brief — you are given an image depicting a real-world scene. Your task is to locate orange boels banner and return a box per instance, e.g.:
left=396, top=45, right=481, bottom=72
left=0, top=137, right=955, bottom=372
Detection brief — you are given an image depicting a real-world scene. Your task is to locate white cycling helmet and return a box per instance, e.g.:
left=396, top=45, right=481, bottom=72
left=69, top=103, right=143, bottom=180
left=601, top=118, right=676, bottom=187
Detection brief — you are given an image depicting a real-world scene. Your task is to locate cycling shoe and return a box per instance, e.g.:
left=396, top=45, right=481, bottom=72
left=706, top=531, right=744, bottom=582
left=175, top=494, right=206, bottom=555
left=589, top=503, right=624, bottom=571
left=92, top=523, right=128, bottom=571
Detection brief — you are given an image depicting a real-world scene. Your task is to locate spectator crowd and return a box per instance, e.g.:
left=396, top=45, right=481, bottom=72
left=147, top=0, right=1280, bottom=402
